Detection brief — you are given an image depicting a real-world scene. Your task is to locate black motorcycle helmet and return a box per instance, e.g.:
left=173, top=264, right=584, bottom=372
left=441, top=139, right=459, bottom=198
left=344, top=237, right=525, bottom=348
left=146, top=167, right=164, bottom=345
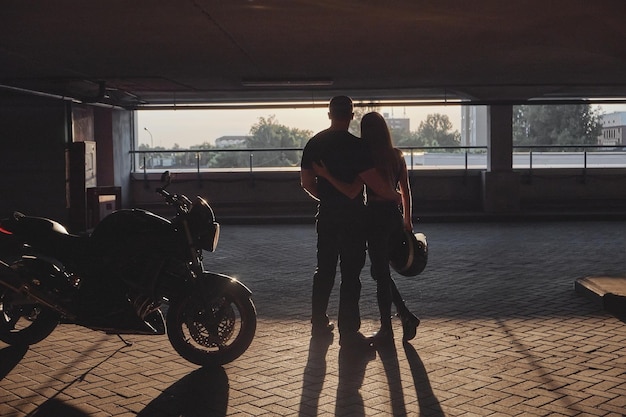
left=187, top=197, right=220, bottom=252
left=389, top=230, right=428, bottom=277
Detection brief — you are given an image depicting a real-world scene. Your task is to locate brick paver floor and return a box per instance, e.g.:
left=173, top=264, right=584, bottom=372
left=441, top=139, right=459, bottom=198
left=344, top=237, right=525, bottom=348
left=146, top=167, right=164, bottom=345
left=1, top=220, right=625, bottom=416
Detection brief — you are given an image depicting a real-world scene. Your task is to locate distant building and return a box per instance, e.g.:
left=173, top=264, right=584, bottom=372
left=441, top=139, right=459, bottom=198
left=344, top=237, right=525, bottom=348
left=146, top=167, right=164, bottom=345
left=598, top=111, right=626, bottom=146
left=383, top=113, right=410, bottom=132
left=215, top=135, right=249, bottom=147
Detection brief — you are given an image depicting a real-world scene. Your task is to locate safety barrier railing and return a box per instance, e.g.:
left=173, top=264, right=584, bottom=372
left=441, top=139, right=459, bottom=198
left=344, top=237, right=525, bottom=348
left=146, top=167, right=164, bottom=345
left=130, top=145, right=626, bottom=175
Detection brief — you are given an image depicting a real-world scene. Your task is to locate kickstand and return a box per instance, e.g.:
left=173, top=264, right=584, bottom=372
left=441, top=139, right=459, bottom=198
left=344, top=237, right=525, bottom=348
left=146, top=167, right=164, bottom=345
left=116, top=334, right=133, bottom=347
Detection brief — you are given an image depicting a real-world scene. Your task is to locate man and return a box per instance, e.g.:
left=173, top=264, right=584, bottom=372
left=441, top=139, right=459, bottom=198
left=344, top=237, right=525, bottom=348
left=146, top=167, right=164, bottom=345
left=300, top=96, right=399, bottom=349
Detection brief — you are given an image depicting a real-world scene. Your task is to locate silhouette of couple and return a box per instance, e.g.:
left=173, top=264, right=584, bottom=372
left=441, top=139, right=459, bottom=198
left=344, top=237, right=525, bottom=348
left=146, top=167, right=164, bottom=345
left=300, top=96, right=420, bottom=350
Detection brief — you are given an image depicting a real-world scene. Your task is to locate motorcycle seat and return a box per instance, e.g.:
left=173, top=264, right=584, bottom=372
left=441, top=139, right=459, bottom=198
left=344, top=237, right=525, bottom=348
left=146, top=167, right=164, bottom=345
left=12, top=212, right=74, bottom=237
left=8, top=213, right=92, bottom=261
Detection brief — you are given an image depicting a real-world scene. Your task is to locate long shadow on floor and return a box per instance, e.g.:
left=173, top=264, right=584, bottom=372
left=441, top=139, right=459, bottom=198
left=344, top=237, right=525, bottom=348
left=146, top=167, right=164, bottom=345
left=376, top=341, right=444, bottom=416
left=0, top=344, right=28, bottom=380
left=26, top=398, right=90, bottom=417
left=138, top=367, right=229, bottom=417
left=335, top=344, right=375, bottom=416
left=377, top=342, right=409, bottom=416
left=7, top=340, right=127, bottom=417
left=298, top=335, right=333, bottom=416
left=403, top=342, right=444, bottom=417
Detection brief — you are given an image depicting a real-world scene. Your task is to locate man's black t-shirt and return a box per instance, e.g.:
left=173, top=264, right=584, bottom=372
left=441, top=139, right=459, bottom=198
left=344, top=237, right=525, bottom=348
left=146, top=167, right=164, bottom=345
left=301, top=128, right=373, bottom=210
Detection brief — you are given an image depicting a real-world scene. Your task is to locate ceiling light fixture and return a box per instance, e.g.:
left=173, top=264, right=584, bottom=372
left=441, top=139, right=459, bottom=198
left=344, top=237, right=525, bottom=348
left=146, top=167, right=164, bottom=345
left=241, top=78, right=333, bottom=87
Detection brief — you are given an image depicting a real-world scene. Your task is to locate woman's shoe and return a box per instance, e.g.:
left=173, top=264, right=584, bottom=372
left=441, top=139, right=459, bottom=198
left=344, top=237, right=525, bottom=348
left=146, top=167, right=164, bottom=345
left=400, top=313, right=420, bottom=342
left=370, top=328, right=394, bottom=346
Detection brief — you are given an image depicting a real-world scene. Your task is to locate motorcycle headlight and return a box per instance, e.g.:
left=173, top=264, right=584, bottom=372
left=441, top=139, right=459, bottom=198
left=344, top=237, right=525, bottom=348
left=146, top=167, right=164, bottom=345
left=189, top=197, right=220, bottom=252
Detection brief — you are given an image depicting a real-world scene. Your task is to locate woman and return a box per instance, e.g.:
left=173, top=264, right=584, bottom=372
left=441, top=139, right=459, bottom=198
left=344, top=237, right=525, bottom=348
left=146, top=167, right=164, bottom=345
left=313, top=111, right=420, bottom=344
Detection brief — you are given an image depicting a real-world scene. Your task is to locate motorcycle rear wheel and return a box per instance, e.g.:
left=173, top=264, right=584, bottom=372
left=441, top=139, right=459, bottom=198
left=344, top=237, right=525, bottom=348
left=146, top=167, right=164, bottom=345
left=167, top=290, right=256, bottom=367
left=0, top=289, right=59, bottom=346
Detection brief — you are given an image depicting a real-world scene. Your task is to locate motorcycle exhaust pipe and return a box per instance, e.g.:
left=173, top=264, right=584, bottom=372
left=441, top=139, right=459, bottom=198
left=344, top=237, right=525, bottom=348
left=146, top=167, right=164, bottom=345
left=0, top=261, right=75, bottom=319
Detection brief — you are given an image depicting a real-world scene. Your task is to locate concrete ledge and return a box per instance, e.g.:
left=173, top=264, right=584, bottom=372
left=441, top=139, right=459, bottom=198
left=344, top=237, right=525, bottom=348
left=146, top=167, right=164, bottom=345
left=575, top=276, right=626, bottom=321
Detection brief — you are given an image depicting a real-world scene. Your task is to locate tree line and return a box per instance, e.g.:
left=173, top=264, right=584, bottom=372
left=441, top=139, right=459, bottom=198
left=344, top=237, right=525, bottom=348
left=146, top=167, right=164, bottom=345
left=138, top=104, right=604, bottom=169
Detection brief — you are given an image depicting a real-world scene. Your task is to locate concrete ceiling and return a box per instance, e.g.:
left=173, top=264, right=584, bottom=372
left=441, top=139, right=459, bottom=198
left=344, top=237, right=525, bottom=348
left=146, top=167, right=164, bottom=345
left=1, top=0, right=626, bottom=109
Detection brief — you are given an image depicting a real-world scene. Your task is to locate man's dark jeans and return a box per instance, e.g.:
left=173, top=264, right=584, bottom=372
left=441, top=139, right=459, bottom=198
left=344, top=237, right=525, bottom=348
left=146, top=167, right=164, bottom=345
left=311, top=207, right=366, bottom=334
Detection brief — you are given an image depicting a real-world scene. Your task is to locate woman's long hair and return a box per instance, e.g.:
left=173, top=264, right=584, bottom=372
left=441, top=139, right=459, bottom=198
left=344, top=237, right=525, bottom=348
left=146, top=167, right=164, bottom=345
left=361, top=112, right=401, bottom=190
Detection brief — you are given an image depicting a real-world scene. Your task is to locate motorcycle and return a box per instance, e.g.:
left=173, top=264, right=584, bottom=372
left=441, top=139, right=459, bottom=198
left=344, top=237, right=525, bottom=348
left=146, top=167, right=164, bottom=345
left=0, top=171, right=256, bottom=367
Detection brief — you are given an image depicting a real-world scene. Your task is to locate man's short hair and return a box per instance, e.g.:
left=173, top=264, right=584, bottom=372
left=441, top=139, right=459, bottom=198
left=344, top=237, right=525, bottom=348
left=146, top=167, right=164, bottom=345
left=329, top=95, right=353, bottom=120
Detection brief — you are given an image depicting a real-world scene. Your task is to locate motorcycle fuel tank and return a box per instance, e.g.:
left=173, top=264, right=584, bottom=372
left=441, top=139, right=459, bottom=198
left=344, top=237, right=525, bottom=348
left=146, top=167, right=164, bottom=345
left=91, top=209, right=181, bottom=253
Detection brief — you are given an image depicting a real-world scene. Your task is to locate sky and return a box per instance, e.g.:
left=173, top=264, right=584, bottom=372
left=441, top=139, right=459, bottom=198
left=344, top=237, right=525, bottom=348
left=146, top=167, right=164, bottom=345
left=137, top=103, right=626, bottom=149
left=137, top=105, right=463, bottom=148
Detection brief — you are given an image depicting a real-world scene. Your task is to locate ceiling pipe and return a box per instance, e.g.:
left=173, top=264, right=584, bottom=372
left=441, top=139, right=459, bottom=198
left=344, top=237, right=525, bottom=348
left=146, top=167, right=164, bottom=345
left=0, top=83, right=126, bottom=110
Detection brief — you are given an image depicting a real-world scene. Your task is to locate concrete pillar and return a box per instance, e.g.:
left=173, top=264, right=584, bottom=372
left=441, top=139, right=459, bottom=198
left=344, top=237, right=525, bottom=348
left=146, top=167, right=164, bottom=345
left=93, top=107, right=133, bottom=209
left=94, top=107, right=115, bottom=185
left=481, top=105, right=520, bottom=213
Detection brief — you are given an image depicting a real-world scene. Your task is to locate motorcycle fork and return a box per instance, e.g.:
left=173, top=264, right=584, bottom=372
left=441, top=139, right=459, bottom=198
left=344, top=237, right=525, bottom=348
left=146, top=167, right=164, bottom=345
left=180, top=219, right=204, bottom=273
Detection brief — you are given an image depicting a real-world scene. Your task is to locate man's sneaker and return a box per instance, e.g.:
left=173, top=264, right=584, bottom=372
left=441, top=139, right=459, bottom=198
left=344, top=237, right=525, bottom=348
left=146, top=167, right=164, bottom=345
left=339, top=331, right=374, bottom=350
left=311, top=321, right=335, bottom=337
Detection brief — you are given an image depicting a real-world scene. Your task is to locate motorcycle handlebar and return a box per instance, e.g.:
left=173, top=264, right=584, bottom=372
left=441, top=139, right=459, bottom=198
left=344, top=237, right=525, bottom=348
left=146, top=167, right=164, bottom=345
left=156, top=187, right=192, bottom=213
left=156, top=172, right=193, bottom=213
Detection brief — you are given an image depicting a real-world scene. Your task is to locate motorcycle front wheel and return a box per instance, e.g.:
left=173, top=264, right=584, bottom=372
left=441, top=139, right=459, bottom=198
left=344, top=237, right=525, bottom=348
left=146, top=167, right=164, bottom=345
left=166, top=290, right=256, bottom=367
left=0, top=288, right=59, bottom=346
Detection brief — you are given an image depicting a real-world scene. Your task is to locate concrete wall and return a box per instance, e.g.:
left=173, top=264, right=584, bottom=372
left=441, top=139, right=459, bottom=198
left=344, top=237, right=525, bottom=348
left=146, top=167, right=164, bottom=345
left=129, top=171, right=318, bottom=221
left=0, top=91, right=134, bottom=230
left=0, top=92, right=69, bottom=222
left=128, top=169, right=626, bottom=223
left=519, top=169, right=626, bottom=212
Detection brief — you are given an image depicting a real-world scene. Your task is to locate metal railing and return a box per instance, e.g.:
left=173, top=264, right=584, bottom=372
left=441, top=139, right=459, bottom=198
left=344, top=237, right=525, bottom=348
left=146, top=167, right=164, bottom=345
left=130, top=144, right=626, bottom=175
